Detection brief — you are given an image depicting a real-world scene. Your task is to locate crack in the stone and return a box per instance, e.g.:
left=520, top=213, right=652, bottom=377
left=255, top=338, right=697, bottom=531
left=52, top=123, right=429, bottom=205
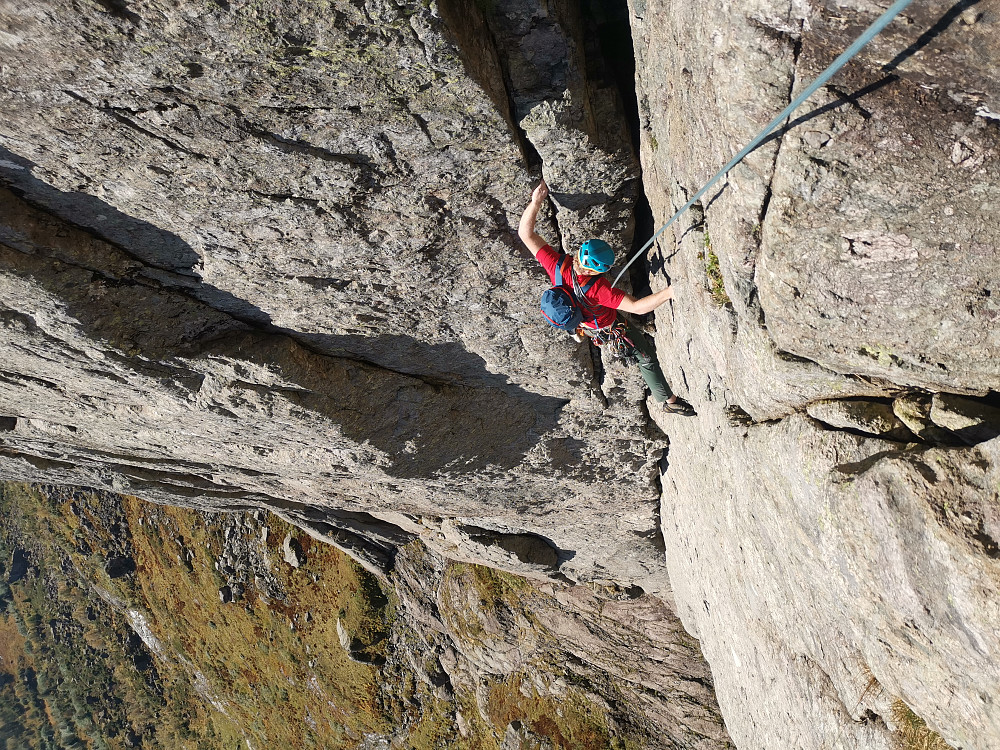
left=756, top=22, right=804, bottom=248
left=63, top=90, right=214, bottom=161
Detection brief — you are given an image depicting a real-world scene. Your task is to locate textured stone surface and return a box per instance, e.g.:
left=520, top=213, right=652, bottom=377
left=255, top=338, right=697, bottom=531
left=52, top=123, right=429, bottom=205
left=634, top=0, right=1000, bottom=747
left=0, top=0, right=666, bottom=594
left=659, top=415, right=1000, bottom=750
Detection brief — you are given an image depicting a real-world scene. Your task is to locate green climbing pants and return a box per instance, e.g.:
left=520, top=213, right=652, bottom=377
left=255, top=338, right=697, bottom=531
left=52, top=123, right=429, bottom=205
left=623, top=318, right=673, bottom=402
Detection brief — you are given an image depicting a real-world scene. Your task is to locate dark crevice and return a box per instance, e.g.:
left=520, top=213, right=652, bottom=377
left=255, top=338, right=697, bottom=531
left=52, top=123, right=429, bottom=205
left=565, top=14, right=724, bottom=451
left=648, top=447, right=669, bottom=553
left=628, top=193, right=655, bottom=299
left=833, top=449, right=914, bottom=477
left=583, top=0, right=656, bottom=304
left=436, top=0, right=541, bottom=169
left=583, top=0, right=640, bottom=152
left=806, top=416, right=917, bottom=446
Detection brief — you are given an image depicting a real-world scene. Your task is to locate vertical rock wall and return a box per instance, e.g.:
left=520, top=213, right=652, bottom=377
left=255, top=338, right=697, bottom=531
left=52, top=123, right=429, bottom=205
left=0, top=0, right=666, bottom=591
left=632, top=0, right=1000, bottom=747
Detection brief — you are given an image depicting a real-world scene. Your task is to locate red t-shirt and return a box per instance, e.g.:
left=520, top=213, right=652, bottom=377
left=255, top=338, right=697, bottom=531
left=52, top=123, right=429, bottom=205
left=536, top=245, right=624, bottom=329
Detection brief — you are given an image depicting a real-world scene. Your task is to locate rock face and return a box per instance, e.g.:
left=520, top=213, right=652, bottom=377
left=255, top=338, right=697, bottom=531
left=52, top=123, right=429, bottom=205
left=0, top=0, right=663, bottom=594
left=0, top=0, right=998, bottom=749
left=633, top=0, right=1000, bottom=747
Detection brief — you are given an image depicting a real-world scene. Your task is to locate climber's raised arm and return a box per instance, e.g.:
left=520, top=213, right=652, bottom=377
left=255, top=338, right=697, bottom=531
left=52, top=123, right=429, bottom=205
left=518, top=180, right=550, bottom=257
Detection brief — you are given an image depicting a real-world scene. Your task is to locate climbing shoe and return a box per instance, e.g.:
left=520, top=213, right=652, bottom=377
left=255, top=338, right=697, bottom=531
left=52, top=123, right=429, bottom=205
left=662, top=399, right=696, bottom=417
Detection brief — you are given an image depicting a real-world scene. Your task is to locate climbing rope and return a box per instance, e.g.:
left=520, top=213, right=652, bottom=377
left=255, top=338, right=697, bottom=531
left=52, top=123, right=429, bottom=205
left=612, top=0, right=916, bottom=288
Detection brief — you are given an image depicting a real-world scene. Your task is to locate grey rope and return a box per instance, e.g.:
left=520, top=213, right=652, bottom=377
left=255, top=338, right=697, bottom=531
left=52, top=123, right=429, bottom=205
left=612, top=0, right=916, bottom=287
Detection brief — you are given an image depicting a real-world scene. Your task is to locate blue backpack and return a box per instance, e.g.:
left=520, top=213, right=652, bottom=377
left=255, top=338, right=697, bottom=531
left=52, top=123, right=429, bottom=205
left=540, top=254, right=599, bottom=331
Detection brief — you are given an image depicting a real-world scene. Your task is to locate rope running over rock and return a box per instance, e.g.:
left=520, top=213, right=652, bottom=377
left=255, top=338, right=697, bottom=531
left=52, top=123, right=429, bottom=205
left=611, top=0, right=916, bottom=288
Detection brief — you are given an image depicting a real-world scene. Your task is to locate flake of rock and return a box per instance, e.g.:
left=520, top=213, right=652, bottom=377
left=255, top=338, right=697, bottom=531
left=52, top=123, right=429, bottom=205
left=930, top=394, right=1000, bottom=445
left=439, top=521, right=559, bottom=579
left=218, top=585, right=232, bottom=604
left=893, top=394, right=958, bottom=444
left=806, top=399, right=914, bottom=441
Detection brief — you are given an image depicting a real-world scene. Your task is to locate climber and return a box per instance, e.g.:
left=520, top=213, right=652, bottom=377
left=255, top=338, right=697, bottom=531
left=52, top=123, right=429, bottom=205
left=518, top=179, right=695, bottom=417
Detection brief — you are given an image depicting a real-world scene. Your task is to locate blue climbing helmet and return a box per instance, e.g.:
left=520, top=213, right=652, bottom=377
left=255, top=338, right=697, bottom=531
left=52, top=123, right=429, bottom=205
left=578, top=239, right=614, bottom=273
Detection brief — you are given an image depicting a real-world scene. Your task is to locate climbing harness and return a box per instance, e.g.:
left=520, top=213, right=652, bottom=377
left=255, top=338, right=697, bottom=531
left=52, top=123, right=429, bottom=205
left=612, top=0, right=916, bottom=288
left=580, top=319, right=640, bottom=365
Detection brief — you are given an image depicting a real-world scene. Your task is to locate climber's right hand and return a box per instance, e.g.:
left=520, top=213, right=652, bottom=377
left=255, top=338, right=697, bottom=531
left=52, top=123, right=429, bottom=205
left=531, top=180, right=548, bottom=205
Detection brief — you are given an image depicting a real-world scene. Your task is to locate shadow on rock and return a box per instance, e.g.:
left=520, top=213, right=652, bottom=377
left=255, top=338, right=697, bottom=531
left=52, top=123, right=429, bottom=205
left=0, top=152, right=566, bottom=479
left=0, top=146, right=273, bottom=326
left=301, top=332, right=520, bottom=390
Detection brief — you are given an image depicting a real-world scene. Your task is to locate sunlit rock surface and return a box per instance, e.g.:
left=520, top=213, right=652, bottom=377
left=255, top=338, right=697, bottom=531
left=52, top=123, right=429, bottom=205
left=634, top=0, right=1000, bottom=747
left=1, top=0, right=999, bottom=748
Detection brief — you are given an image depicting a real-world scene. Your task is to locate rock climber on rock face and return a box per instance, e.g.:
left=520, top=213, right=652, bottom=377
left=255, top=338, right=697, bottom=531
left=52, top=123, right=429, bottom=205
left=518, top=180, right=695, bottom=416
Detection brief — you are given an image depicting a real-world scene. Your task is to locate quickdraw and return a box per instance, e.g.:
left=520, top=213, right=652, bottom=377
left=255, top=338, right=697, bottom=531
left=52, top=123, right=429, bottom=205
left=580, top=319, right=639, bottom=365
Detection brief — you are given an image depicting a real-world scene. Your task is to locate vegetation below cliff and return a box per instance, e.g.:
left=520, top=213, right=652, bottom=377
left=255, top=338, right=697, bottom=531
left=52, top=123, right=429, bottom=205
left=0, top=482, right=402, bottom=748
left=0, top=482, right=711, bottom=749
